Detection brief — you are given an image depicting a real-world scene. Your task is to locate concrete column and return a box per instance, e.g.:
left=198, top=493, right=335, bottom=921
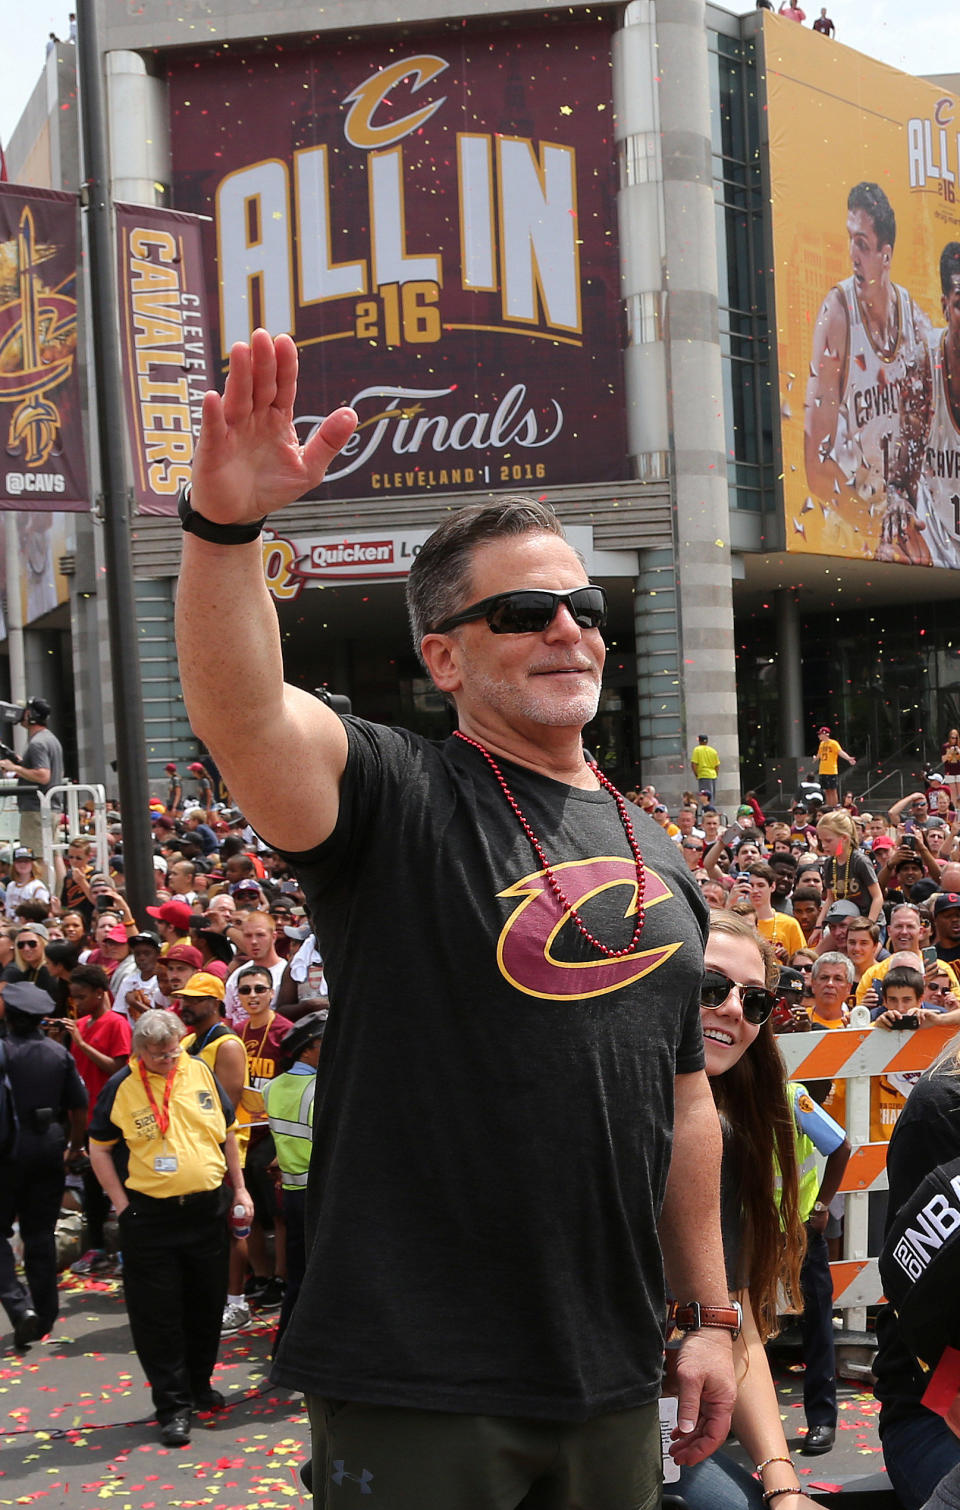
left=657, top=0, right=741, bottom=814
left=105, top=51, right=171, bottom=204
left=775, top=588, right=804, bottom=758
left=614, top=5, right=684, bottom=802
left=614, top=0, right=742, bottom=813
left=69, top=513, right=107, bottom=787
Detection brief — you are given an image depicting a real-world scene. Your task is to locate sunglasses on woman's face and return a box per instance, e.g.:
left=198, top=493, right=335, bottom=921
left=700, top=968, right=777, bottom=1026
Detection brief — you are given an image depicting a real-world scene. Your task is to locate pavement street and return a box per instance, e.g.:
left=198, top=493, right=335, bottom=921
left=2, top=1271, right=894, bottom=1508
left=0, top=1271, right=311, bottom=1510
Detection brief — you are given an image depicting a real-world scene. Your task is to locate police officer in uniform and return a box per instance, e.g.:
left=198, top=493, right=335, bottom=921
left=0, top=981, right=87, bottom=1348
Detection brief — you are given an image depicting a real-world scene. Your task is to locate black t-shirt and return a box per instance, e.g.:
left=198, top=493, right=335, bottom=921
left=268, top=719, right=708, bottom=1419
left=1, top=963, right=58, bottom=1003
left=874, top=1068, right=960, bottom=1434
left=822, top=849, right=877, bottom=915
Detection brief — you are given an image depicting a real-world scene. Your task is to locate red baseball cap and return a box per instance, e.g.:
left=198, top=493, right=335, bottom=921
left=146, top=899, right=194, bottom=930
left=164, top=942, right=204, bottom=968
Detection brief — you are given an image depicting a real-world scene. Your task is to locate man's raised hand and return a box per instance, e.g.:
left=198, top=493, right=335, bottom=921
left=190, top=329, right=358, bottom=527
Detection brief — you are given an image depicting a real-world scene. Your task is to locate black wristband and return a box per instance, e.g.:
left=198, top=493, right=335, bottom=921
left=178, top=484, right=267, bottom=545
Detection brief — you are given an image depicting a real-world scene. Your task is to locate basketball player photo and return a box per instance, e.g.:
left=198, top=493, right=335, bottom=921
left=914, top=243, right=960, bottom=569
left=804, top=182, right=933, bottom=565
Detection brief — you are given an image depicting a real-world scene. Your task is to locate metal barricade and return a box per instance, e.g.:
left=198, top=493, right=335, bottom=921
left=38, top=783, right=109, bottom=885
left=778, top=1023, right=959, bottom=1332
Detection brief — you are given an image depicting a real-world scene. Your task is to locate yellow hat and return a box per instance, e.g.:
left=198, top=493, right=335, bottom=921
left=174, top=970, right=226, bottom=1001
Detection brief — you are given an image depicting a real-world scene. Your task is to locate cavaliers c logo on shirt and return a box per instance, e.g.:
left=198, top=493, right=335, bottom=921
left=496, top=857, right=681, bottom=1000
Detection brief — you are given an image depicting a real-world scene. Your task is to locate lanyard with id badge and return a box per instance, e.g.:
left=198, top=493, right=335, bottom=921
left=138, top=1060, right=179, bottom=1172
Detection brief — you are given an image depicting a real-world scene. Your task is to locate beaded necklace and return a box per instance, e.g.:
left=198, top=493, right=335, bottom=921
left=454, top=730, right=647, bottom=958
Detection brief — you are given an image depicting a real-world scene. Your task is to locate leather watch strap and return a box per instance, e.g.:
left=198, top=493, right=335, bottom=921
left=673, top=1300, right=742, bottom=1338
left=178, top=484, right=267, bottom=544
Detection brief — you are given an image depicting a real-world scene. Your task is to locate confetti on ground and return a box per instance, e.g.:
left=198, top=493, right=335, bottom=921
left=5, top=1278, right=888, bottom=1504
left=2, top=1274, right=309, bottom=1510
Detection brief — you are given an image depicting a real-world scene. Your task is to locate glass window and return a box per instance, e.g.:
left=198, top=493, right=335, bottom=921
left=709, top=30, right=774, bottom=516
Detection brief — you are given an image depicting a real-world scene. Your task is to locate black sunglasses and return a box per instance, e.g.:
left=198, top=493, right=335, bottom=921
left=700, top=968, right=776, bottom=1026
left=432, top=585, right=607, bottom=636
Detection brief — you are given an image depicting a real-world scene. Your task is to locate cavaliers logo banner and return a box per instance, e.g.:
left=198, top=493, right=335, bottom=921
left=0, top=184, right=87, bottom=511
left=165, top=14, right=628, bottom=499
left=116, top=203, right=215, bottom=515
left=765, top=16, right=960, bottom=568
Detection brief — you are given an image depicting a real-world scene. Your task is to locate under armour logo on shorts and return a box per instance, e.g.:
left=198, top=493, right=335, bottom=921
left=331, top=1459, right=374, bottom=1493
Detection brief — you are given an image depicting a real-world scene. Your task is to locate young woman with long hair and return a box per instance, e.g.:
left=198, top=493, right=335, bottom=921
left=674, top=911, right=817, bottom=1510
left=3, top=848, right=50, bottom=920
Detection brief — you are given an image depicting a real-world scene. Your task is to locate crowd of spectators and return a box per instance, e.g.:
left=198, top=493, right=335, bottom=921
left=0, top=777, right=330, bottom=1441
left=5, top=750, right=960, bottom=1470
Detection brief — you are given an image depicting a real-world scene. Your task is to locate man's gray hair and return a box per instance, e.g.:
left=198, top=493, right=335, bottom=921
left=811, top=951, right=855, bottom=984
left=405, top=496, right=569, bottom=670
left=890, top=902, right=921, bottom=922
left=132, top=1008, right=185, bottom=1055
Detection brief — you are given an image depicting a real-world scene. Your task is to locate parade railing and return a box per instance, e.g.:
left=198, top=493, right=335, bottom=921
left=38, top=783, right=109, bottom=884
left=778, top=1023, right=959, bottom=1334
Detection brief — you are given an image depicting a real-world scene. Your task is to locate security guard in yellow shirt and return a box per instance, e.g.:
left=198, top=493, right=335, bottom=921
left=88, top=1008, right=252, bottom=1448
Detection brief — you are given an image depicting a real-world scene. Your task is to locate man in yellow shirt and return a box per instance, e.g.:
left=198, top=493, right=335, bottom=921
left=88, top=1008, right=252, bottom=1448
left=814, top=725, right=855, bottom=809
left=690, top=735, right=720, bottom=801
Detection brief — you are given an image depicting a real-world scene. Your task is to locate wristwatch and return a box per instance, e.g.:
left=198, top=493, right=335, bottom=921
left=177, top=483, right=267, bottom=545
left=673, top=1300, right=742, bottom=1339
left=812, top=1201, right=829, bottom=1214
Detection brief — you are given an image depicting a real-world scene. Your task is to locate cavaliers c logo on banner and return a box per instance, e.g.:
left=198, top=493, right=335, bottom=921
left=496, top=857, right=681, bottom=1000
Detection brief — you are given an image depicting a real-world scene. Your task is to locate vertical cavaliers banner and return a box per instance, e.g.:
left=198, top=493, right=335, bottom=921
left=766, top=15, right=960, bottom=568
left=0, top=184, right=87, bottom=510
left=115, top=203, right=215, bottom=515
left=165, top=14, right=628, bottom=499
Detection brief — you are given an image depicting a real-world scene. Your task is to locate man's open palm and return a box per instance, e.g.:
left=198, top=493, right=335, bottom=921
left=190, top=328, right=358, bottom=525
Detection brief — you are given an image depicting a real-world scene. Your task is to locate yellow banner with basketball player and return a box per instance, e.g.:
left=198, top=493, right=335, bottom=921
left=765, top=15, right=960, bottom=567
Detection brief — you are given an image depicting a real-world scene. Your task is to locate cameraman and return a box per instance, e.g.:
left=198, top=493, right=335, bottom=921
left=0, top=698, right=64, bottom=864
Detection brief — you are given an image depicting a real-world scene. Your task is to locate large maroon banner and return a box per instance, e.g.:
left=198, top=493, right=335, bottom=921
left=115, top=202, right=216, bottom=515
left=166, top=14, right=628, bottom=500
left=0, top=184, right=88, bottom=510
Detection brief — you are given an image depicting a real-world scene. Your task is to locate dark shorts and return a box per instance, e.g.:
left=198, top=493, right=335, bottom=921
left=819, top=773, right=839, bottom=790
left=243, top=1132, right=279, bottom=1230
left=307, top=1396, right=662, bottom=1510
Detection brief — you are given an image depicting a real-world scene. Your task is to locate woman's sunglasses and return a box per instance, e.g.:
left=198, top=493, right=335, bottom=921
left=700, top=969, right=777, bottom=1026
left=432, top=585, right=607, bottom=636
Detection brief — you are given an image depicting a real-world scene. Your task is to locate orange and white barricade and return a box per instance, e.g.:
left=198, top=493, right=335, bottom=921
left=778, top=1024, right=959, bottom=1331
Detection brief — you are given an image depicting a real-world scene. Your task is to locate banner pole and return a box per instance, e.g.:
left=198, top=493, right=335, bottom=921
left=75, top=0, right=156, bottom=922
